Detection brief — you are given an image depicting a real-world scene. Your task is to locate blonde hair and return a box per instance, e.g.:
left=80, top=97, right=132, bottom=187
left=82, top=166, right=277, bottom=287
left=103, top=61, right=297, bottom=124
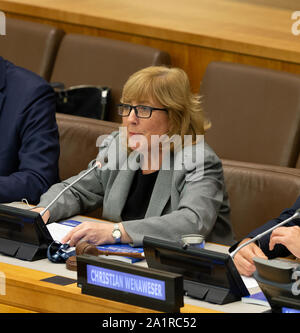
left=121, top=66, right=211, bottom=143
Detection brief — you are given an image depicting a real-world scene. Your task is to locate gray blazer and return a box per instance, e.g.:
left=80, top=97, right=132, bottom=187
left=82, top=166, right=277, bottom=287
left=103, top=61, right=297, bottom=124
left=38, top=131, right=234, bottom=246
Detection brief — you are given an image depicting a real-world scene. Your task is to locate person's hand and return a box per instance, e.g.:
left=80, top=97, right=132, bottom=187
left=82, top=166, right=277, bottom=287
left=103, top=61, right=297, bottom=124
left=233, top=238, right=268, bottom=276
left=269, top=226, right=300, bottom=259
left=30, top=207, right=50, bottom=224
left=61, top=221, right=132, bottom=247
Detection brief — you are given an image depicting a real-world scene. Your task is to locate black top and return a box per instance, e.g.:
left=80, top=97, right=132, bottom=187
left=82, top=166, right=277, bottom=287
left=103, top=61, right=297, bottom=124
left=121, top=169, right=159, bottom=221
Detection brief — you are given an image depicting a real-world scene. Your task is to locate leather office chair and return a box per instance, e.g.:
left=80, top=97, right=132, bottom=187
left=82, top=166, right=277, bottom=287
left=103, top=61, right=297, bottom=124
left=56, top=113, right=120, bottom=218
left=0, top=18, right=64, bottom=80
left=222, top=159, right=300, bottom=240
left=56, top=113, right=120, bottom=181
left=201, top=61, right=300, bottom=167
left=50, top=33, right=171, bottom=122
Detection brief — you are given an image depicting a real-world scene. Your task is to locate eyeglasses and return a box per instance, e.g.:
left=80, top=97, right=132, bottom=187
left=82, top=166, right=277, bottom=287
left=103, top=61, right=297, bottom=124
left=47, top=241, right=75, bottom=263
left=117, top=103, right=167, bottom=119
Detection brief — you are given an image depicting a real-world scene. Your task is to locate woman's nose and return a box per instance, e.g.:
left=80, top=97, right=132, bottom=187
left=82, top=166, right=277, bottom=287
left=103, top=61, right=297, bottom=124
left=127, top=108, right=138, bottom=123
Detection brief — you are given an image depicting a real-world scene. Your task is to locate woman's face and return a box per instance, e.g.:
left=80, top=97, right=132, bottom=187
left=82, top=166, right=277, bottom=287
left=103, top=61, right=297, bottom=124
left=122, top=98, right=169, bottom=153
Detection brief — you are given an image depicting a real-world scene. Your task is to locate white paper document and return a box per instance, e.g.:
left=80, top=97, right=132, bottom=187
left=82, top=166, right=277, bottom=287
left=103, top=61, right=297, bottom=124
left=46, top=222, right=73, bottom=243
left=241, top=275, right=259, bottom=289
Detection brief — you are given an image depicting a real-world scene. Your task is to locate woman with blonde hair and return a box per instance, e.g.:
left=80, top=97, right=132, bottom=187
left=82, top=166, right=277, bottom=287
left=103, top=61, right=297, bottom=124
left=35, top=66, right=234, bottom=247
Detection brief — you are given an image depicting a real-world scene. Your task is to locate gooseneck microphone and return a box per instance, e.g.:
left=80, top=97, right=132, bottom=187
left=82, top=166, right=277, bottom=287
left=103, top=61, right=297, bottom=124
left=230, top=208, right=300, bottom=259
left=39, top=161, right=102, bottom=217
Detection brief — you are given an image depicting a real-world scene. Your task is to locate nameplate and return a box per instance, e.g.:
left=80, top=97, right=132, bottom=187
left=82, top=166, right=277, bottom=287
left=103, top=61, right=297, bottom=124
left=87, top=265, right=166, bottom=300
left=77, top=255, right=183, bottom=312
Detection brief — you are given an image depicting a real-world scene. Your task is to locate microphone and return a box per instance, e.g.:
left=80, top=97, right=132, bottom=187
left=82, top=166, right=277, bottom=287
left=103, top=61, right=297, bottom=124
left=39, top=160, right=102, bottom=217
left=230, top=208, right=300, bottom=259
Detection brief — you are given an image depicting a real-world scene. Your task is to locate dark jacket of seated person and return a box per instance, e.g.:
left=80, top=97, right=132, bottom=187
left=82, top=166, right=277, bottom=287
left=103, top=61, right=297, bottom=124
left=247, top=196, right=300, bottom=259
left=230, top=196, right=300, bottom=259
left=0, top=57, right=60, bottom=204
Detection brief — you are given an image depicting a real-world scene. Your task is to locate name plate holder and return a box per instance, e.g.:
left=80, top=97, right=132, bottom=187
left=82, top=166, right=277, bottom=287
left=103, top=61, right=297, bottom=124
left=77, top=254, right=184, bottom=312
left=0, top=204, right=53, bottom=261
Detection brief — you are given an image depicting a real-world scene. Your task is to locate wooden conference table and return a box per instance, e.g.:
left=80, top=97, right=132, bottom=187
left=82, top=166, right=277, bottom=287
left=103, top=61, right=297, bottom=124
left=0, top=203, right=268, bottom=314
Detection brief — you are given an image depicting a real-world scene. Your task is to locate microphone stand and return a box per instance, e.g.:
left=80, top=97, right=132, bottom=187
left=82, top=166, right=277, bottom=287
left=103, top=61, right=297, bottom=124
left=40, top=162, right=101, bottom=217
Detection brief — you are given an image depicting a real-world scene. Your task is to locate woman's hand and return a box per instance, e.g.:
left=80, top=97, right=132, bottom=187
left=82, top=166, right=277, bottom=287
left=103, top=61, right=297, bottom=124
left=233, top=238, right=268, bottom=276
left=30, top=207, right=50, bottom=224
left=61, top=221, right=132, bottom=247
left=269, top=226, right=300, bottom=258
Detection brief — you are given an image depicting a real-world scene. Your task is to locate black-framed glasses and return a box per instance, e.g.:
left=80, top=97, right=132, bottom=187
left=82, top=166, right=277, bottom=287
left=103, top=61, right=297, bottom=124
left=117, top=103, right=168, bottom=119
left=47, top=241, right=75, bottom=263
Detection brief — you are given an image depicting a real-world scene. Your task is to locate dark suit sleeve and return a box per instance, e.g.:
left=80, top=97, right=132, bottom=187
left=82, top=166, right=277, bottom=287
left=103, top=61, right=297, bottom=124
left=0, top=83, right=60, bottom=204
left=229, top=196, right=300, bottom=258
